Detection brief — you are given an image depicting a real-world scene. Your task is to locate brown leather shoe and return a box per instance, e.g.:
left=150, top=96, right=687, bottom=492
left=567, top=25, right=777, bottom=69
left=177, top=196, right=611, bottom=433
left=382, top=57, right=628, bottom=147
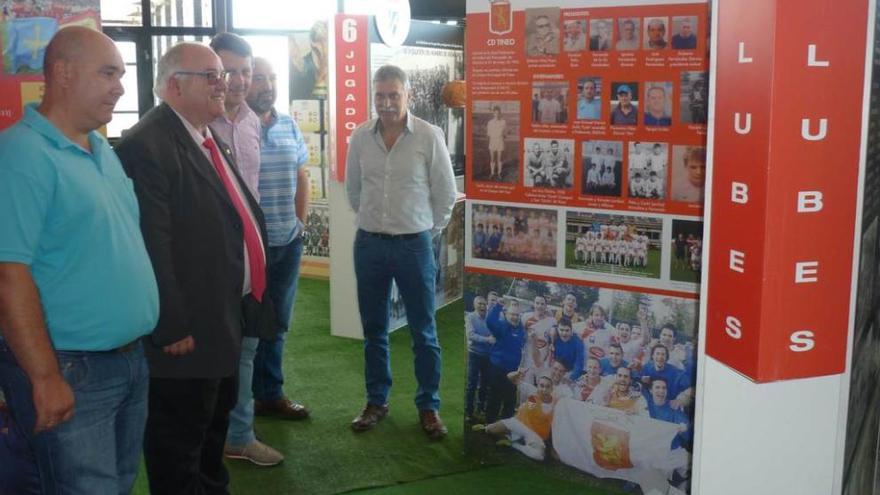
left=419, top=410, right=448, bottom=440
left=254, top=398, right=310, bottom=420
left=351, top=403, right=389, bottom=432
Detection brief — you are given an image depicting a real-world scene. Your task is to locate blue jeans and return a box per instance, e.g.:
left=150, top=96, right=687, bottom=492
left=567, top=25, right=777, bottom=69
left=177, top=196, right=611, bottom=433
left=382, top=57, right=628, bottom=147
left=353, top=229, right=441, bottom=411
left=253, top=235, right=303, bottom=402
left=464, top=351, right=491, bottom=417
left=0, top=339, right=149, bottom=494
left=226, top=336, right=258, bottom=447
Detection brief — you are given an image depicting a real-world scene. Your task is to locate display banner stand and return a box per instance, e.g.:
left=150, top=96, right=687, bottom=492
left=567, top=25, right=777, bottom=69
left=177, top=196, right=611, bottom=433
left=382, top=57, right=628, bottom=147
left=694, top=0, right=876, bottom=493
left=464, top=1, right=708, bottom=493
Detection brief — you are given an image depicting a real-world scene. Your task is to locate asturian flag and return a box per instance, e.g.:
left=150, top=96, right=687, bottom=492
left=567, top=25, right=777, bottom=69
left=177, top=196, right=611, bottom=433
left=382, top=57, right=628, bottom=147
left=4, top=17, right=58, bottom=74
left=552, top=399, right=687, bottom=490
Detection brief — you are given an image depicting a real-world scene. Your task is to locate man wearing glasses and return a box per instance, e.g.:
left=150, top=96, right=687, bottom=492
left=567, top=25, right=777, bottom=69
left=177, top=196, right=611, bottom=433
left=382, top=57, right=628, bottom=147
left=526, top=14, right=560, bottom=56
left=116, top=42, right=271, bottom=493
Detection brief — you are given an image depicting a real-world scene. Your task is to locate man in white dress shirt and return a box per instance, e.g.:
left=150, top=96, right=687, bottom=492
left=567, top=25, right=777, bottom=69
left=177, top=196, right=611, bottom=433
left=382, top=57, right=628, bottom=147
left=345, top=65, right=457, bottom=440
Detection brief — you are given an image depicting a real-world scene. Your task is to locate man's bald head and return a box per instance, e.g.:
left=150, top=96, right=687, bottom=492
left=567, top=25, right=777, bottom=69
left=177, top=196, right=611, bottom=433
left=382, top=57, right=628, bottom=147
left=43, top=26, right=115, bottom=84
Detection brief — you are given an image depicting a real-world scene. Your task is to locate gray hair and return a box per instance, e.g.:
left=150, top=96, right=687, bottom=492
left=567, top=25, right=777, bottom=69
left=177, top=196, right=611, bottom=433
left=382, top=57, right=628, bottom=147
left=372, top=64, right=410, bottom=90
left=154, top=42, right=202, bottom=100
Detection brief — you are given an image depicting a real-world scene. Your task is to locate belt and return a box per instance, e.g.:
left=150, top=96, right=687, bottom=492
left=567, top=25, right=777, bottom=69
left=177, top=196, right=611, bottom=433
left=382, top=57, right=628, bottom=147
left=361, top=230, right=423, bottom=240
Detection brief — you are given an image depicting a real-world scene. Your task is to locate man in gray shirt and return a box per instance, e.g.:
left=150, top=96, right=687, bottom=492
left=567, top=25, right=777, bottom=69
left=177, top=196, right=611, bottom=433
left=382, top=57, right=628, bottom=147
left=344, top=64, right=457, bottom=440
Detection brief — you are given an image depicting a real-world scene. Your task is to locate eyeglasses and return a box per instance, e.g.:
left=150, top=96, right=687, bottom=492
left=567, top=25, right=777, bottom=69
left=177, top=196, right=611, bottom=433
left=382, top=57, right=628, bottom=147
left=173, top=70, right=231, bottom=85
left=536, top=22, right=551, bottom=29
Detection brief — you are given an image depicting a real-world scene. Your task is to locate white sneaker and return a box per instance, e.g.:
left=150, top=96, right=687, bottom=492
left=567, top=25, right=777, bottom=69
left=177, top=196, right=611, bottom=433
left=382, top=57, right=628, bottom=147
left=223, top=440, right=284, bottom=467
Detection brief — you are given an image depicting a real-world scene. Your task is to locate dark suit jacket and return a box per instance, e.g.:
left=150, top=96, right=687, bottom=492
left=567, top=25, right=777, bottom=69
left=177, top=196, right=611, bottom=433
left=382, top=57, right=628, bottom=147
left=116, top=103, right=273, bottom=379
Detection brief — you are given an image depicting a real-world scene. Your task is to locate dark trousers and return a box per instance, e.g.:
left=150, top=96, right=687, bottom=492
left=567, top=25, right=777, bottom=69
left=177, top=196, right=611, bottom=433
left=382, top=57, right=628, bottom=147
left=144, top=375, right=237, bottom=495
left=464, top=352, right=491, bottom=417
left=485, top=365, right=516, bottom=424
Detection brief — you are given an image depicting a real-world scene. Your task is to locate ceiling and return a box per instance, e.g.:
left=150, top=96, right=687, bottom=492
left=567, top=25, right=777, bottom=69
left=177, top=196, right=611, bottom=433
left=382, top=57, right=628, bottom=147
left=410, top=0, right=465, bottom=20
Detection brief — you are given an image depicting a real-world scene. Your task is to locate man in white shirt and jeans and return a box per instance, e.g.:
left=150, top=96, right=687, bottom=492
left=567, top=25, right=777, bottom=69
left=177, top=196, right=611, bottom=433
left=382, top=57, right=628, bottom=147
left=344, top=65, right=457, bottom=440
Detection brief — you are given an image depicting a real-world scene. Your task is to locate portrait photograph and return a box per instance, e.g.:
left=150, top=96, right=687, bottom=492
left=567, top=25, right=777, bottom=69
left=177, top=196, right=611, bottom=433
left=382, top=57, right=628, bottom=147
left=563, top=19, right=587, bottom=52
left=671, top=16, right=699, bottom=50
left=581, top=140, right=622, bottom=197
left=531, top=82, right=570, bottom=124
left=628, top=141, right=668, bottom=200
left=470, top=203, right=558, bottom=267
left=644, top=81, right=673, bottom=127
left=565, top=211, right=662, bottom=279
left=680, top=71, right=708, bottom=124
left=589, top=18, right=613, bottom=52
left=643, top=17, right=669, bottom=50
left=615, top=17, right=640, bottom=51
left=670, top=220, right=703, bottom=284
left=670, top=145, right=706, bottom=204
left=525, top=8, right=561, bottom=57
left=609, top=81, right=639, bottom=126
left=471, top=100, right=521, bottom=184
left=523, top=137, right=575, bottom=189
left=575, top=76, right=603, bottom=121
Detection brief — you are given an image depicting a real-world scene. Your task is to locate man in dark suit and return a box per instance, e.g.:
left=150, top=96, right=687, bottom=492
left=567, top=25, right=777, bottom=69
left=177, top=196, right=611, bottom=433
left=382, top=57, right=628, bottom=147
left=115, top=42, right=272, bottom=494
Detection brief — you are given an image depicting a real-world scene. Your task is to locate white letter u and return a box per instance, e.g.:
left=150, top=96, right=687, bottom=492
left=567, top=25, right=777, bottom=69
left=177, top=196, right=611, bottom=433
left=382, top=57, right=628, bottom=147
left=734, top=113, right=751, bottom=135
left=801, top=118, right=827, bottom=141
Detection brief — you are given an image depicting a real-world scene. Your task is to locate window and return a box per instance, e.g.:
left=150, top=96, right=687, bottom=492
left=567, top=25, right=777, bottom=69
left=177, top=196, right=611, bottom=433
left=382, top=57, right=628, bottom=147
left=150, top=0, right=213, bottom=28
left=107, top=41, right=140, bottom=139
left=100, top=0, right=142, bottom=26
left=233, top=1, right=334, bottom=30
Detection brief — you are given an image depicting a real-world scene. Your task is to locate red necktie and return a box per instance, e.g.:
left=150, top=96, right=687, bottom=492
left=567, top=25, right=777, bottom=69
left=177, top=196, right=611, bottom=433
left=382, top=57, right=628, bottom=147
left=203, top=137, right=266, bottom=301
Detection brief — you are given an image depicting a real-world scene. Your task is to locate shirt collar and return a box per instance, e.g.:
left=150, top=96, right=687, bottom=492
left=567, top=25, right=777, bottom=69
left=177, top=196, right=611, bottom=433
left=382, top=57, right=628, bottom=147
left=21, top=103, right=101, bottom=153
left=371, top=111, right=414, bottom=135
left=219, top=102, right=256, bottom=125
left=170, top=106, right=216, bottom=147
left=261, top=107, right=279, bottom=131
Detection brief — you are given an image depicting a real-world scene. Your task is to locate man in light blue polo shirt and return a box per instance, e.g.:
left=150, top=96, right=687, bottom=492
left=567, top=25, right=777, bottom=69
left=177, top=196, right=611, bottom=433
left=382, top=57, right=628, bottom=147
left=246, top=56, right=312, bottom=422
left=0, top=27, right=159, bottom=494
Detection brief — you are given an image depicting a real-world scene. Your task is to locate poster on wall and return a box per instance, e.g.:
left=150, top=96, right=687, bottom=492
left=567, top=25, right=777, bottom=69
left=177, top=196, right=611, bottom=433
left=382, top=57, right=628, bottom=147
left=333, top=17, right=465, bottom=181
left=0, top=0, right=101, bottom=131
left=464, top=0, right=708, bottom=493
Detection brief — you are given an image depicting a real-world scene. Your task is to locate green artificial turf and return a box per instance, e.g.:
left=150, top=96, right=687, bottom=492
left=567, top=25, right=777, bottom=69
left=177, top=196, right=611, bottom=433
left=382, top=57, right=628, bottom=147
left=132, top=278, right=629, bottom=494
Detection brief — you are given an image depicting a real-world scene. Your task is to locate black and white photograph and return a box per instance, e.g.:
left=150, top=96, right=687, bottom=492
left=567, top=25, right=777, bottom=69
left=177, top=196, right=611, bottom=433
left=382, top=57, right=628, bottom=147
left=464, top=271, right=698, bottom=495
left=581, top=140, right=622, bottom=197
left=565, top=211, right=662, bottom=279
left=589, top=18, right=612, bottom=51
left=524, top=7, right=561, bottom=57
left=628, top=141, right=668, bottom=200
left=680, top=71, right=708, bottom=124
left=670, top=145, right=706, bottom=204
left=370, top=42, right=464, bottom=166
left=523, top=137, right=575, bottom=189
left=531, top=81, right=569, bottom=124
left=471, top=203, right=558, bottom=267
left=615, top=17, right=641, bottom=50
left=471, top=100, right=521, bottom=183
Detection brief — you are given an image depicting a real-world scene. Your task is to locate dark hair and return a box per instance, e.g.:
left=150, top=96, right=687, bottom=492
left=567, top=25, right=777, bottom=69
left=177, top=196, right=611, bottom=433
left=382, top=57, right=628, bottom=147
left=210, top=32, right=253, bottom=58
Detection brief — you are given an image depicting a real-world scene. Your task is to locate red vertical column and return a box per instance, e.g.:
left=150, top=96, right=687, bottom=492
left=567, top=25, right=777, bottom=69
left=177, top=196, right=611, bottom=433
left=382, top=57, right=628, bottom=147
left=706, top=0, right=869, bottom=382
left=705, top=0, right=777, bottom=378
left=333, top=14, right=370, bottom=182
